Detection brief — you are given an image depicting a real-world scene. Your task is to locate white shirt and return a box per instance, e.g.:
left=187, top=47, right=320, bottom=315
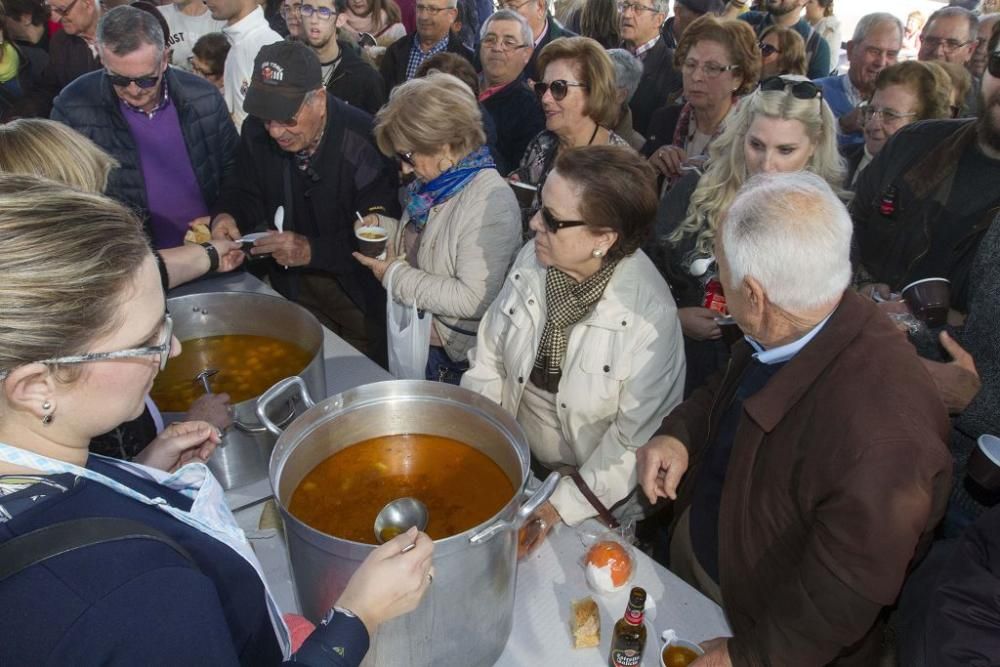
left=222, top=7, right=282, bottom=132
left=158, top=4, right=226, bottom=73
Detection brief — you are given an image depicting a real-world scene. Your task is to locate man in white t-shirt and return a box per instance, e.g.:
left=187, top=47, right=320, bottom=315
left=158, top=0, right=226, bottom=72
left=205, top=0, right=282, bottom=131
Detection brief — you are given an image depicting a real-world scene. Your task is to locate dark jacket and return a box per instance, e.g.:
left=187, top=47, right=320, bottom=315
left=850, top=118, right=1000, bottom=312
left=379, top=32, right=475, bottom=93
left=657, top=291, right=952, bottom=667
left=640, top=102, right=683, bottom=158
left=34, top=28, right=99, bottom=116
left=628, top=37, right=681, bottom=138
left=51, top=67, right=238, bottom=235
left=739, top=11, right=831, bottom=79
left=0, top=40, right=47, bottom=120
left=217, top=93, right=399, bottom=319
left=481, top=77, right=545, bottom=175
left=525, top=15, right=576, bottom=82
left=325, top=41, right=386, bottom=116
left=841, top=142, right=865, bottom=190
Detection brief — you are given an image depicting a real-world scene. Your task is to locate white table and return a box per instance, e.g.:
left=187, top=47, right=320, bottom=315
left=178, top=272, right=732, bottom=665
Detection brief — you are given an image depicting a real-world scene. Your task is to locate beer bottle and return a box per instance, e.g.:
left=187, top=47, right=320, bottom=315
left=608, top=586, right=647, bottom=667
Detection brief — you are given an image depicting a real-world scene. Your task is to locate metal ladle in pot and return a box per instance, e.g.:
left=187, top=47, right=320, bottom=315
left=374, top=497, right=428, bottom=551
left=194, top=368, right=220, bottom=394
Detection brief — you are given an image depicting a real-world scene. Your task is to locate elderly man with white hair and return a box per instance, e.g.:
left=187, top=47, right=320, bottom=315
left=637, top=172, right=952, bottom=666
left=606, top=48, right=645, bottom=150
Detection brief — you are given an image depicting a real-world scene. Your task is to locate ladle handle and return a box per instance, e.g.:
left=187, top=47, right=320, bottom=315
left=469, top=471, right=560, bottom=545
left=255, top=376, right=316, bottom=436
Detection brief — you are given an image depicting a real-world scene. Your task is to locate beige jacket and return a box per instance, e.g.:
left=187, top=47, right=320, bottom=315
left=383, top=169, right=522, bottom=362
left=462, top=243, right=686, bottom=525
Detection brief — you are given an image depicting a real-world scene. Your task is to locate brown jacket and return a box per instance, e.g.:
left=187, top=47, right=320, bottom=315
left=657, top=291, right=952, bottom=666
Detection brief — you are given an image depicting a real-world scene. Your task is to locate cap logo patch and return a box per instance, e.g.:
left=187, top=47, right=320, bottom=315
left=260, top=62, right=285, bottom=84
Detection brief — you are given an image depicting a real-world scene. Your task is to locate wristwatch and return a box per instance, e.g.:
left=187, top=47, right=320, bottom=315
left=201, top=242, right=220, bottom=273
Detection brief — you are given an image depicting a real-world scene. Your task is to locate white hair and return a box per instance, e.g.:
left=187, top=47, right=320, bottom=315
left=481, top=9, right=533, bottom=46
left=606, top=48, right=643, bottom=101
left=851, top=12, right=903, bottom=44
left=721, top=172, right=852, bottom=312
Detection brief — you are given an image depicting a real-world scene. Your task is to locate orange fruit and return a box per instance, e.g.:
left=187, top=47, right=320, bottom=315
left=586, top=541, right=632, bottom=588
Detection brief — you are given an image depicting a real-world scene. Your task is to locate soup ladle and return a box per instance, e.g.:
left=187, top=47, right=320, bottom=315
left=194, top=368, right=220, bottom=394
left=374, top=497, right=428, bottom=550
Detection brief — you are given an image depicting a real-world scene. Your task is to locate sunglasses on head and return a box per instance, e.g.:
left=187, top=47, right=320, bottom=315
left=759, top=76, right=822, bottom=103
left=539, top=207, right=587, bottom=233
left=533, top=79, right=588, bottom=101
left=989, top=52, right=1000, bottom=79
left=106, top=72, right=161, bottom=89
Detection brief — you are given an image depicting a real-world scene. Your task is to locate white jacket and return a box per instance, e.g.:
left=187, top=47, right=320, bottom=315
left=462, top=243, right=686, bottom=525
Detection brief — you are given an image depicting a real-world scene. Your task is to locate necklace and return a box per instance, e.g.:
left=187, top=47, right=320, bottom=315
left=586, top=123, right=599, bottom=146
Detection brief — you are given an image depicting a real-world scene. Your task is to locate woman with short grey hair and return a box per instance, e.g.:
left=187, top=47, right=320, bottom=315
left=607, top=48, right=646, bottom=150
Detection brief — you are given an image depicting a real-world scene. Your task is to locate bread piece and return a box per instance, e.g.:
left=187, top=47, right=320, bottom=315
left=184, top=222, right=212, bottom=244
left=571, top=597, right=600, bottom=649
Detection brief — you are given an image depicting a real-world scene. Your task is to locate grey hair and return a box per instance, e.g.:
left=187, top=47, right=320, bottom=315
left=650, top=0, right=669, bottom=13
left=924, top=6, right=979, bottom=39
left=480, top=9, right=533, bottom=46
left=606, top=48, right=642, bottom=101
left=851, top=12, right=903, bottom=44
left=721, top=172, right=852, bottom=312
left=97, top=5, right=164, bottom=60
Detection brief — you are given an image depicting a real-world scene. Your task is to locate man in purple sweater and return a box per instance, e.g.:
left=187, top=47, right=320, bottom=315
left=52, top=5, right=238, bottom=251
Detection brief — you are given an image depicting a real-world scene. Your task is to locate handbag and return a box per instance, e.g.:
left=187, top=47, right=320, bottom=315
left=385, top=262, right=433, bottom=379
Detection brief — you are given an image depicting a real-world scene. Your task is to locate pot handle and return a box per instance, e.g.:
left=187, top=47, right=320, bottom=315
left=468, top=471, right=560, bottom=545
left=232, top=400, right=297, bottom=435
left=255, top=376, right=316, bottom=436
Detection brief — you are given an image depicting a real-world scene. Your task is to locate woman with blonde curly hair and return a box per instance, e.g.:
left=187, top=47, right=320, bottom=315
left=652, top=76, right=845, bottom=394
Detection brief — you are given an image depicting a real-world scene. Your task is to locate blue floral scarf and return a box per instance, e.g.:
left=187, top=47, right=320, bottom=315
left=405, top=145, right=495, bottom=229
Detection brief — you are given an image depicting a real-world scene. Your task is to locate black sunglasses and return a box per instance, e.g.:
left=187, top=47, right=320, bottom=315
left=396, top=150, right=415, bottom=167
left=533, top=79, right=588, bottom=101
left=759, top=76, right=822, bottom=103
left=539, top=207, right=587, bottom=233
left=989, top=52, right=1000, bottom=79
left=106, top=72, right=161, bottom=89
left=759, top=42, right=779, bottom=57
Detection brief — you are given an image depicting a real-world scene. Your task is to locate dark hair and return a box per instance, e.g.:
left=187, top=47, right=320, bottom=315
left=192, top=32, right=231, bottom=76
left=675, top=15, right=762, bottom=95
left=97, top=5, right=165, bottom=56
left=553, top=145, right=658, bottom=263
left=579, top=0, right=621, bottom=50
left=875, top=61, right=951, bottom=121
left=1, top=0, right=49, bottom=25
left=416, top=52, right=479, bottom=96
left=816, top=0, right=834, bottom=17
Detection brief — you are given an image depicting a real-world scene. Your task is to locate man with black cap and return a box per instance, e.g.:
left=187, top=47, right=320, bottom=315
left=621, top=0, right=681, bottom=136
left=661, top=0, right=724, bottom=49
left=212, top=40, right=399, bottom=365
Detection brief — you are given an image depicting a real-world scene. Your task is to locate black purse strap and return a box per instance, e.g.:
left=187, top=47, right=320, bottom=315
left=0, top=517, right=199, bottom=583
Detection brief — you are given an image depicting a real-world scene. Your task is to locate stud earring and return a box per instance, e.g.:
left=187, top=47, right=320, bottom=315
left=41, top=400, right=53, bottom=425
left=42, top=401, right=51, bottom=410
left=592, top=249, right=604, bottom=258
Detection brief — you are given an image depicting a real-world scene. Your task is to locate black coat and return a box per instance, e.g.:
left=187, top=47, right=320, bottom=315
left=379, top=32, right=475, bottom=93
left=640, top=102, right=683, bottom=157
left=628, top=37, right=682, bottom=138
left=0, top=41, right=47, bottom=120
left=51, top=67, right=239, bottom=237
left=525, top=15, right=576, bottom=82
left=481, top=78, right=545, bottom=175
left=35, top=29, right=99, bottom=116
left=325, top=41, right=386, bottom=116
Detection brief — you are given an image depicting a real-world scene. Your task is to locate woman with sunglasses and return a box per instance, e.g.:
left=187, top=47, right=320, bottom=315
left=462, top=146, right=685, bottom=554
left=510, top=37, right=629, bottom=224
left=652, top=75, right=844, bottom=395
left=355, top=73, right=521, bottom=384
left=0, top=175, right=434, bottom=665
left=758, top=25, right=806, bottom=80
left=641, top=15, right=760, bottom=189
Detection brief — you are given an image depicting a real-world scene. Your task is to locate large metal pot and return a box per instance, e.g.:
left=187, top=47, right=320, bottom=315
left=259, top=377, right=559, bottom=667
left=162, top=292, right=326, bottom=489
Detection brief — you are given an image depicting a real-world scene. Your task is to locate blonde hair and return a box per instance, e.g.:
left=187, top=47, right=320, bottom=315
left=0, top=175, right=152, bottom=383
left=0, top=118, right=118, bottom=193
left=669, top=85, right=845, bottom=256
left=535, top=36, right=619, bottom=127
left=374, top=72, right=485, bottom=159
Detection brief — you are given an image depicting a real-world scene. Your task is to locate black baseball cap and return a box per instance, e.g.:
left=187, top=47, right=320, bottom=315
left=243, top=41, right=323, bottom=122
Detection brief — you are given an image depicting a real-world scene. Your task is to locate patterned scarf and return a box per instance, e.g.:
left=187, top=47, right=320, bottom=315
left=530, top=260, right=620, bottom=393
left=405, top=145, right=495, bottom=230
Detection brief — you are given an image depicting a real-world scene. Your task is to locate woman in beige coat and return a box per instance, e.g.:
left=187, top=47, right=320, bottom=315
left=354, top=73, right=522, bottom=383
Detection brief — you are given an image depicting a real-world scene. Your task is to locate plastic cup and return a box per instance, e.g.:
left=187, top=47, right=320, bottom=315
left=355, top=226, right=388, bottom=258
left=660, top=638, right=705, bottom=667
left=509, top=180, right=538, bottom=208
left=968, top=434, right=1000, bottom=491
left=902, top=277, right=950, bottom=328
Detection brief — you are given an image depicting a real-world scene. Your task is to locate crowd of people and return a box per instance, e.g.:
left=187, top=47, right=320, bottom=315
left=1, top=0, right=1000, bottom=664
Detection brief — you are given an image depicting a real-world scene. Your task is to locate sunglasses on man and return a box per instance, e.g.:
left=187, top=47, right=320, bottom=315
left=106, top=71, right=161, bottom=89
left=533, top=79, right=588, bottom=101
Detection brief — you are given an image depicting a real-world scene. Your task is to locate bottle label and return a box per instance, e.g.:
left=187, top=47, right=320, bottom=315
left=610, top=648, right=642, bottom=667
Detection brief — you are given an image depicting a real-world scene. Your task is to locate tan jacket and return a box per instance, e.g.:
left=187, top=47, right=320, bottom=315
left=383, top=168, right=521, bottom=362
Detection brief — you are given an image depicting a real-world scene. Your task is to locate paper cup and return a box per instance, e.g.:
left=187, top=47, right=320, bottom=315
left=509, top=180, right=538, bottom=209
left=660, top=638, right=705, bottom=667
left=968, top=434, right=1000, bottom=491
left=902, top=277, right=950, bottom=328
left=355, top=226, right=388, bottom=258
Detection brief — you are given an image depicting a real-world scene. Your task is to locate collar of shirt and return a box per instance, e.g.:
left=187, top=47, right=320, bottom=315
left=632, top=34, right=660, bottom=59
left=745, top=311, right=834, bottom=365
left=534, top=19, right=549, bottom=47
left=223, top=6, right=268, bottom=41
left=414, top=32, right=450, bottom=56
left=119, top=74, right=171, bottom=119
left=842, top=73, right=862, bottom=108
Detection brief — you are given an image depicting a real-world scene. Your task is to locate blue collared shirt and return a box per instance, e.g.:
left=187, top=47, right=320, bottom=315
left=405, top=33, right=450, bottom=81
left=745, top=312, right=834, bottom=366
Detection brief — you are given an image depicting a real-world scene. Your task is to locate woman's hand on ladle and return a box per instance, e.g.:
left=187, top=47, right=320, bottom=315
left=186, top=392, right=232, bottom=432
left=134, top=421, right=222, bottom=472
left=336, top=526, right=435, bottom=635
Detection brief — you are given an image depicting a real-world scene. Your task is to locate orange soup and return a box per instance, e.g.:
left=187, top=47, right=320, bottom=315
left=151, top=334, right=312, bottom=412
left=662, top=645, right=700, bottom=667
left=289, top=434, right=515, bottom=543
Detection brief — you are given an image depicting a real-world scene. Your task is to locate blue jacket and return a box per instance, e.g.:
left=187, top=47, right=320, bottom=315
left=815, top=74, right=864, bottom=147
left=740, top=12, right=832, bottom=80
left=51, top=67, right=238, bottom=233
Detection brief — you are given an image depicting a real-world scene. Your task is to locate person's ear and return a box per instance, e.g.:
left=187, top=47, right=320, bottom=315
left=2, top=363, right=58, bottom=422
left=335, top=11, right=348, bottom=27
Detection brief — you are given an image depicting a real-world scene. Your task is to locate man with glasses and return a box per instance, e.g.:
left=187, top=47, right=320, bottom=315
left=969, top=13, right=1000, bottom=79
left=919, top=6, right=978, bottom=67
left=302, top=0, right=385, bottom=114
left=156, top=0, right=225, bottom=73
left=206, top=0, right=282, bottom=130
left=814, top=12, right=902, bottom=147
left=499, top=0, right=575, bottom=81
left=52, top=6, right=238, bottom=254
left=620, top=0, right=680, bottom=137
left=851, top=21, right=1000, bottom=320
left=478, top=10, right=544, bottom=171
left=30, top=0, right=101, bottom=113
left=379, top=0, right=473, bottom=92
left=728, top=0, right=831, bottom=79
left=212, top=41, right=399, bottom=366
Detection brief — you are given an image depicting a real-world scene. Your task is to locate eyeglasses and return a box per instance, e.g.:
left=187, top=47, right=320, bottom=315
left=617, top=1, right=658, bottom=13
left=539, top=207, right=587, bottom=233
left=533, top=79, right=587, bottom=101
left=279, top=2, right=302, bottom=17
left=759, top=42, right=779, bottom=57
left=989, top=51, right=1000, bottom=78
left=481, top=35, right=528, bottom=51
left=47, top=0, right=79, bottom=17
left=299, top=4, right=336, bottom=19
left=415, top=3, right=451, bottom=14
left=919, top=35, right=974, bottom=53
left=396, top=150, right=415, bottom=167
left=106, top=70, right=161, bottom=89
left=759, top=76, right=823, bottom=104
left=860, top=104, right=916, bottom=125
left=2, top=313, right=175, bottom=381
left=681, top=59, right=739, bottom=79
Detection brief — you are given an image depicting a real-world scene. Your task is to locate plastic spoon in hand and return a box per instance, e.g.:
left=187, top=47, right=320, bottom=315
left=374, top=497, right=428, bottom=552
